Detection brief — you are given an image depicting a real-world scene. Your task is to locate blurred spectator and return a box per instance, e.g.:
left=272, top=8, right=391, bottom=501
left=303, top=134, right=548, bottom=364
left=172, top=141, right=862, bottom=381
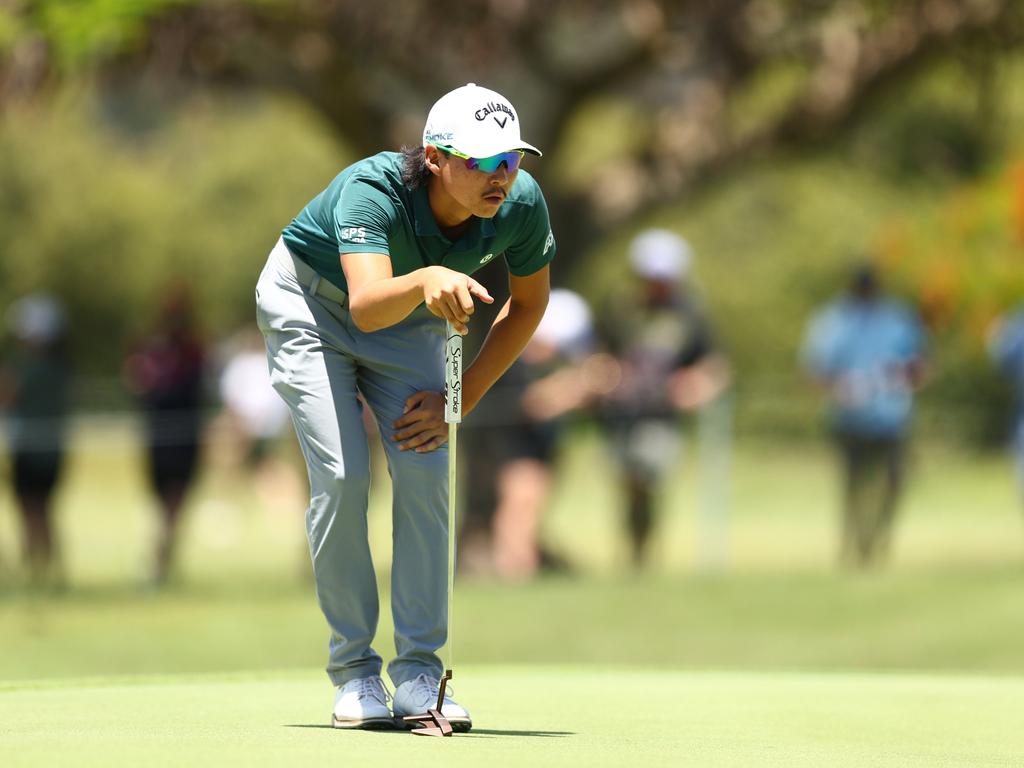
left=218, top=328, right=291, bottom=466
left=123, top=283, right=206, bottom=585
left=802, top=264, right=928, bottom=568
left=461, top=289, right=597, bottom=581
left=597, top=229, right=731, bottom=567
left=988, top=305, right=1024, bottom=504
left=216, top=328, right=304, bottom=522
left=0, top=294, right=72, bottom=587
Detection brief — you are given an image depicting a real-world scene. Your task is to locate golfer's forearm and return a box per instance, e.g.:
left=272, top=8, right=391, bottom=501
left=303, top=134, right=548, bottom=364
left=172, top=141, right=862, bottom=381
left=463, top=298, right=545, bottom=414
left=347, top=270, right=430, bottom=332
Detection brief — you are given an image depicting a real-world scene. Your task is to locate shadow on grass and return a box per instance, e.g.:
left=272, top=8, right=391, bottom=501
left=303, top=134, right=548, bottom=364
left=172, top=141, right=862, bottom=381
left=285, top=725, right=409, bottom=735
left=284, top=725, right=573, bottom=738
left=469, top=729, right=573, bottom=738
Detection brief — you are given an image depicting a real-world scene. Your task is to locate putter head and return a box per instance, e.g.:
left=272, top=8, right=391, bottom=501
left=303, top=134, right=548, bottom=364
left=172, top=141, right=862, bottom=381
left=407, top=709, right=454, bottom=737
left=403, top=670, right=454, bottom=737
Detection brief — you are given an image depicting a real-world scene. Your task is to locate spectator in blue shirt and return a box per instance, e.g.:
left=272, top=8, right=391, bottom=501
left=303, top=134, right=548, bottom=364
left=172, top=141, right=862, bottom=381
left=802, top=265, right=928, bottom=567
left=988, top=306, right=1024, bottom=502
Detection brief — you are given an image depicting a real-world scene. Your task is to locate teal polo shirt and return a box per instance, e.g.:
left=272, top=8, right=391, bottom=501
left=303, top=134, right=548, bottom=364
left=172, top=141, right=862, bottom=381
left=281, top=151, right=555, bottom=294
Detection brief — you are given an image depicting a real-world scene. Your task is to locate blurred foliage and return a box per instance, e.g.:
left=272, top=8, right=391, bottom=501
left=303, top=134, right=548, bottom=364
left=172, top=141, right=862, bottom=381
left=876, top=154, right=1024, bottom=444
left=581, top=55, right=1024, bottom=443
left=1, top=3, right=1023, bottom=444
left=3, top=0, right=1022, bottom=275
left=0, top=89, right=347, bottom=388
left=0, top=0, right=187, bottom=68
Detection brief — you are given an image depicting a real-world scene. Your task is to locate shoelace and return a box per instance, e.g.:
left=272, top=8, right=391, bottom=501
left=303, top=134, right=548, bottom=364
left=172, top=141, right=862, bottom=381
left=352, top=676, right=391, bottom=705
left=409, top=673, right=454, bottom=706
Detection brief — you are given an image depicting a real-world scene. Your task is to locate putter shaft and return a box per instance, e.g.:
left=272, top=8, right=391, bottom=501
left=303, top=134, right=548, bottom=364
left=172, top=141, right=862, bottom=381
left=444, top=325, right=462, bottom=675
left=404, top=324, right=462, bottom=739
left=447, top=422, right=457, bottom=672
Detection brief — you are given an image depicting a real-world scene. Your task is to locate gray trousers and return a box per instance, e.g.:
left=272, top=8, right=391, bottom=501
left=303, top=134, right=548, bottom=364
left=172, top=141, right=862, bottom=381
left=256, top=238, right=448, bottom=688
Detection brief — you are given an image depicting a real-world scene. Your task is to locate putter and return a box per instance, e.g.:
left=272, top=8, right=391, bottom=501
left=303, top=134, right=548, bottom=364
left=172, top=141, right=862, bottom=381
left=406, top=322, right=461, bottom=738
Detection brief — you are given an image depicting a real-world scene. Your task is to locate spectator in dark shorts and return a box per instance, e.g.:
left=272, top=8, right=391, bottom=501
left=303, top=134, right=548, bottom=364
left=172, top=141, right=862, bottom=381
left=597, top=229, right=730, bottom=567
left=0, top=294, right=72, bottom=587
left=123, top=283, right=206, bottom=585
left=802, top=264, right=928, bottom=567
left=483, top=288, right=597, bottom=580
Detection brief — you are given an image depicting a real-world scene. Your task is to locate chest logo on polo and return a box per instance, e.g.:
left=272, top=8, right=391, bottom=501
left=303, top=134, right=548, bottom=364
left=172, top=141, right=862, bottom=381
left=479, top=253, right=495, bottom=265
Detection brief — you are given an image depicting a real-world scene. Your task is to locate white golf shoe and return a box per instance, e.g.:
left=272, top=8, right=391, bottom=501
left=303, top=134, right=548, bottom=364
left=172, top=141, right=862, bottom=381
left=331, top=675, right=394, bottom=729
left=392, top=673, right=472, bottom=732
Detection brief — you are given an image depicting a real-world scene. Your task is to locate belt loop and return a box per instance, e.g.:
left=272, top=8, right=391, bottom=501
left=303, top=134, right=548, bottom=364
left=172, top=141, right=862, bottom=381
left=309, top=274, right=321, bottom=297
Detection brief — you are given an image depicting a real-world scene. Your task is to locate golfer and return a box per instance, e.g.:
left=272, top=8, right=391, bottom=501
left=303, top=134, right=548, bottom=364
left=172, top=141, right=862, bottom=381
left=256, top=83, right=553, bottom=730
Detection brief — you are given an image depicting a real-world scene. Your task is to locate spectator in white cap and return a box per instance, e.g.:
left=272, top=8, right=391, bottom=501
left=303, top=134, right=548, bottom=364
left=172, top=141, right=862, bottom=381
left=629, top=228, right=693, bottom=283
left=0, top=293, right=72, bottom=587
left=460, top=288, right=602, bottom=581
left=256, top=82, right=555, bottom=729
left=596, top=228, right=731, bottom=566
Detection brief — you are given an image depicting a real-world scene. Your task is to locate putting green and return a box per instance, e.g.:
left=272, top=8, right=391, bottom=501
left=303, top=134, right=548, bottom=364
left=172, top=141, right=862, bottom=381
left=2, top=667, right=1021, bottom=767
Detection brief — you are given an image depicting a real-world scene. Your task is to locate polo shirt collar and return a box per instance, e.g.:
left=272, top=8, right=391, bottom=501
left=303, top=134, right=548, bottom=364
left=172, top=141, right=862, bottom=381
left=413, top=185, right=497, bottom=245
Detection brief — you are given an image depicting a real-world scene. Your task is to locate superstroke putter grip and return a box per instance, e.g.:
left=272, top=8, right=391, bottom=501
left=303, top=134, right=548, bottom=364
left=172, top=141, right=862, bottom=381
left=444, top=326, right=462, bottom=425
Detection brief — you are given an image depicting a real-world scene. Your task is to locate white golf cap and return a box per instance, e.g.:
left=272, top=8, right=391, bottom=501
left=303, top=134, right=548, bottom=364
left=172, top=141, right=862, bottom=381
left=629, top=228, right=693, bottom=281
left=8, top=293, right=65, bottom=343
left=423, top=83, right=542, bottom=158
left=533, top=288, right=594, bottom=359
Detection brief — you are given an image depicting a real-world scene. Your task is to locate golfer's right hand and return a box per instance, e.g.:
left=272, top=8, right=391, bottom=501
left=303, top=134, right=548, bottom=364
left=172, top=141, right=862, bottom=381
left=421, top=266, right=493, bottom=335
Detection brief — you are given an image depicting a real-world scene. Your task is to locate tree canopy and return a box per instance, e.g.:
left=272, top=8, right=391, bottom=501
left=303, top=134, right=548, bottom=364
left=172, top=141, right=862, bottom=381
left=2, top=1, right=1023, bottom=439
left=4, top=0, right=1022, bottom=275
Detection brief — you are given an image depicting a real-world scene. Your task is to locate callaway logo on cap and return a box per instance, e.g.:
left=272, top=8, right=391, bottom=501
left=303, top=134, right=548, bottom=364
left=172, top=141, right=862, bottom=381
left=423, top=83, right=542, bottom=159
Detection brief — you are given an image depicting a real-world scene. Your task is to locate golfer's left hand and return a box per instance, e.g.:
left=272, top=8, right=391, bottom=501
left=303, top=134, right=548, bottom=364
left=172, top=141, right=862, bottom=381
left=393, top=390, right=447, bottom=452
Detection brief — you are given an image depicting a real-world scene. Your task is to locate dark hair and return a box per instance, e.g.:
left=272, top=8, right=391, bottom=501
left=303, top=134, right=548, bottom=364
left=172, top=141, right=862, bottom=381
left=401, top=145, right=432, bottom=189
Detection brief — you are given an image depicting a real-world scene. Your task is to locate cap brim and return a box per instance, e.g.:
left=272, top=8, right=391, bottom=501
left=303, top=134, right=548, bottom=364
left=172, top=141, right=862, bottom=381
left=450, top=138, right=543, bottom=158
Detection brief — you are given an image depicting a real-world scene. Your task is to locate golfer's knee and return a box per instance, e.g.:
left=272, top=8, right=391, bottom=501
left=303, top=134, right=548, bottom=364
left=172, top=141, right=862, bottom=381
left=392, top=444, right=448, bottom=478
left=312, top=459, right=372, bottom=501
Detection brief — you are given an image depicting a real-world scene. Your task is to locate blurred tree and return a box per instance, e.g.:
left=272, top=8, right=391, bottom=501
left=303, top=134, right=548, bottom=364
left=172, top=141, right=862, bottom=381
left=2, top=0, right=1023, bottom=443
left=873, top=153, right=1024, bottom=442
left=0, top=96, right=348, bottom=385
left=2, top=0, right=1022, bottom=279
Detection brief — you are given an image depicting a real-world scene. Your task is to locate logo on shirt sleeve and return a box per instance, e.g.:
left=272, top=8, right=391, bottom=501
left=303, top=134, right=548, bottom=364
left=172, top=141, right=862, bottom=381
left=341, top=227, right=367, bottom=244
left=543, top=230, right=554, bottom=256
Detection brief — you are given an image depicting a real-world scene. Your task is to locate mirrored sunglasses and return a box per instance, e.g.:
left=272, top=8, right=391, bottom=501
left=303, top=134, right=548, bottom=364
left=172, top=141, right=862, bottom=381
left=434, top=145, right=525, bottom=173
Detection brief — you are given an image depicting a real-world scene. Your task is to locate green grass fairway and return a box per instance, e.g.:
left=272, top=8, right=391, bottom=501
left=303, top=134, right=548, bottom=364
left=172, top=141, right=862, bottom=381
left=2, top=668, right=1022, bottom=767
left=2, top=431, right=1023, bottom=765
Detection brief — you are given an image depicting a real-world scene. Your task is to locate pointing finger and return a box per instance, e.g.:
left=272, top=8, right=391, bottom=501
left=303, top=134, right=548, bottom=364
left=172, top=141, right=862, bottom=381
left=469, top=279, right=494, bottom=304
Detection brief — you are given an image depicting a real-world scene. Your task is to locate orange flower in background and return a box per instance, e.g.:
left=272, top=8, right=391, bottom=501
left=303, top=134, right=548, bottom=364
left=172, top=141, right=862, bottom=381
left=967, top=300, right=1001, bottom=344
left=917, top=259, right=959, bottom=332
left=1014, top=161, right=1024, bottom=248
left=875, top=221, right=910, bottom=270
left=864, top=154, right=1024, bottom=366
left=944, top=189, right=980, bottom=238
